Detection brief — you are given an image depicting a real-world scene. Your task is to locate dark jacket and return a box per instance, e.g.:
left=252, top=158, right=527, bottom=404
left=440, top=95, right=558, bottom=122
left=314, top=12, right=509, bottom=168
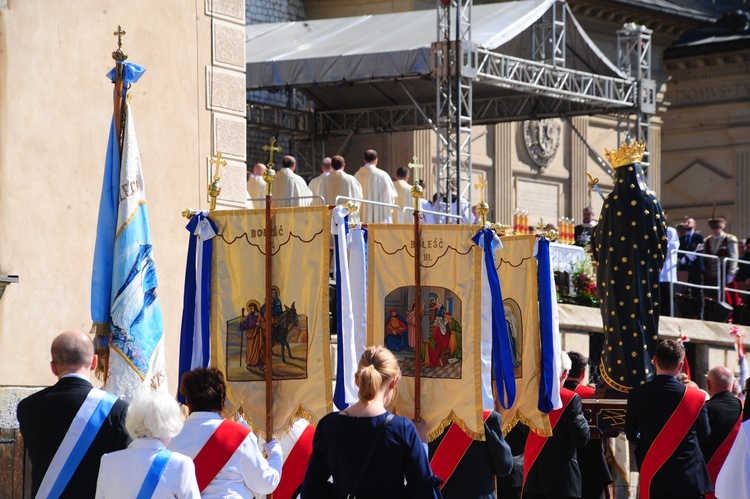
left=701, top=390, right=742, bottom=463
left=523, top=389, right=590, bottom=498
left=429, top=411, right=513, bottom=499
left=625, top=374, right=713, bottom=496
left=17, top=376, right=130, bottom=498
left=678, top=231, right=705, bottom=275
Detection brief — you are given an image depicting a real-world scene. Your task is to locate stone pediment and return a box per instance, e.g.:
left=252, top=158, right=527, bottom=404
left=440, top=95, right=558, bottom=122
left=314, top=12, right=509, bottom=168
left=664, top=159, right=733, bottom=205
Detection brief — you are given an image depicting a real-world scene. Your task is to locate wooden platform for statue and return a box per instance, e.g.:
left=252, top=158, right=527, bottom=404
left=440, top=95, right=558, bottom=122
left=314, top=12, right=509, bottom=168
left=581, top=398, right=627, bottom=438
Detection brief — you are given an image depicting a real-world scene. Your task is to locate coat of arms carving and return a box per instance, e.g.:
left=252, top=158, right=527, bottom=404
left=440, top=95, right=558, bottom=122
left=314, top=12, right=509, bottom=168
left=523, top=119, right=561, bottom=169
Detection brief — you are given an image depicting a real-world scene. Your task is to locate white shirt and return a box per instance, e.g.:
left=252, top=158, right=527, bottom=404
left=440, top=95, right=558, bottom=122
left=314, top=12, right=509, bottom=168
left=715, top=419, right=750, bottom=499
left=354, top=164, right=398, bottom=223
left=96, top=438, right=200, bottom=499
left=247, top=175, right=267, bottom=208
left=659, top=226, right=680, bottom=283
left=272, top=167, right=313, bottom=207
left=168, top=412, right=282, bottom=499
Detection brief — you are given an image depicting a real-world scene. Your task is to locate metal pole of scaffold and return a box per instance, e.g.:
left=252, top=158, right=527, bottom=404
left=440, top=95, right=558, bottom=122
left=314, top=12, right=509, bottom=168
left=408, top=156, right=425, bottom=421
left=262, top=138, right=280, bottom=447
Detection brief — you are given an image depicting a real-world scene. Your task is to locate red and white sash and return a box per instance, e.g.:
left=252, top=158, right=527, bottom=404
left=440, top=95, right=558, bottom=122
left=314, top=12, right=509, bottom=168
left=193, top=419, right=250, bottom=492
left=639, top=387, right=705, bottom=499
left=430, top=411, right=491, bottom=488
left=523, top=388, right=576, bottom=485
left=706, top=413, right=742, bottom=499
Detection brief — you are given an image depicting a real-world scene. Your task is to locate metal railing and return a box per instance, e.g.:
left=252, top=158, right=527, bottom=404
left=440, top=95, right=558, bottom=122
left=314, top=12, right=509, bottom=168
left=247, top=195, right=326, bottom=207
left=724, top=257, right=750, bottom=303
left=402, top=206, right=464, bottom=224
left=334, top=196, right=401, bottom=223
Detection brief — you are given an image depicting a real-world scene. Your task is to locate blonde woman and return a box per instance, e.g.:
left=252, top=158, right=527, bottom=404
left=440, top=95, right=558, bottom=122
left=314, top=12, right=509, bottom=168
left=95, top=390, right=200, bottom=498
left=302, top=345, right=441, bottom=498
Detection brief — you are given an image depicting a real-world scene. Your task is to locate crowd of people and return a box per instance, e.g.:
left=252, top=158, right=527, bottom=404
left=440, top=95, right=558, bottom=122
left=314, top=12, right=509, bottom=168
left=246, top=148, right=477, bottom=225
left=17, top=331, right=750, bottom=498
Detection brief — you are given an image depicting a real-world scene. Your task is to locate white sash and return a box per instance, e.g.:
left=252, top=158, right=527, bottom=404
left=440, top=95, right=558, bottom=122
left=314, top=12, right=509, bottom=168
left=36, top=388, right=118, bottom=498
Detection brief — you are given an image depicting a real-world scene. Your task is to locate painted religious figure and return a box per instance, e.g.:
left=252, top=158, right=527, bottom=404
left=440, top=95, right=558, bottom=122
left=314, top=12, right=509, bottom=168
left=383, top=286, right=461, bottom=379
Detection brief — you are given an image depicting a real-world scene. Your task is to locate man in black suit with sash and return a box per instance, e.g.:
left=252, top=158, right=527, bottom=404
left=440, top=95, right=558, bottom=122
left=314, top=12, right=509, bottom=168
left=701, top=366, right=743, bottom=495
left=678, top=217, right=705, bottom=319
left=17, top=331, right=130, bottom=498
left=625, top=339, right=712, bottom=499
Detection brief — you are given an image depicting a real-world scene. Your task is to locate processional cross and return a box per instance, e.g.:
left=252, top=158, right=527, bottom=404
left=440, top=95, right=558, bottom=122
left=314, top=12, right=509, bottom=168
left=208, top=151, right=227, bottom=210
left=113, top=26, right=126, bottom=48
left=407, top=156, right=425, bottom=212
left=262, top=137, right=282, bottom=169
left=474, top=176, right=489, bottom=225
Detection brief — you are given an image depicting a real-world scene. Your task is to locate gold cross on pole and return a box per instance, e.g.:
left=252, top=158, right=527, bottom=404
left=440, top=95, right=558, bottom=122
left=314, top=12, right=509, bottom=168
left=113, top=26, right=126, bottom=48
left=210, top=151, right=227, bottom=181
left=262, top=137, right=282, bottom=169
left=407, top=156, right=424, bottom=184
left=474, top=176, right=488, bottom=203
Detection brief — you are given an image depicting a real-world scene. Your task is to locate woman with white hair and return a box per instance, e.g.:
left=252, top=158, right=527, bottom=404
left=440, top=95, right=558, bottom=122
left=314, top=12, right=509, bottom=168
left=95, top=390, right=200, bottom=498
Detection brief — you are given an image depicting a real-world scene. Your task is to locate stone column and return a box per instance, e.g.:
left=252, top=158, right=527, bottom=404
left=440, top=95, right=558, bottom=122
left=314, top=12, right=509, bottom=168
left=570, top=116, right=589, bottom=222
left=737, top=149, right=750, bottom=238
left=493, top=123, right=513, bottom=225
left=649, top=123, right=662, bottom=198
left=207, top=0, right=247, bottom=208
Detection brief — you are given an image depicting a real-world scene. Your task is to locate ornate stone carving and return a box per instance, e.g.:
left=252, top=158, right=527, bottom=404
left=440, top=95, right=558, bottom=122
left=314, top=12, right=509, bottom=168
left=523, top=118, right=561, bottom=169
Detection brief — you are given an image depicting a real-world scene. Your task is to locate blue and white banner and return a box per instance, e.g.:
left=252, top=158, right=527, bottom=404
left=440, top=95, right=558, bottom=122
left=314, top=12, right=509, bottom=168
left=178, top=212, right=217, bottom=404
left=332, top=207, right=356, bottom=410
left=91, top=63, right=167, bottom=401
left=534, top=238, right=562, bottom=411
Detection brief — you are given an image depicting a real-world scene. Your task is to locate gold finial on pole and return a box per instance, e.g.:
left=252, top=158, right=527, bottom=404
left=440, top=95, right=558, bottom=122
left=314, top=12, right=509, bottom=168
left=474, top=176, right=490, bottom=226
left=112, top=25, right=128, bottom=63
left=182, top=208, right=199, bottom=219
left=262, top=137, right=282, bottom=170
left=208, top=152, right=227, bottom=210
left=408, top=156, right=425, bottom=212
left=586, top=171, right=599, bottom=189
left=536, top=217, right=546, bottom=233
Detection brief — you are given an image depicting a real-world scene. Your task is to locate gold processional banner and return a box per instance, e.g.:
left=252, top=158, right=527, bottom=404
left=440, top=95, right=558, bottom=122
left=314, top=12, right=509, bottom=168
left=367, top=224, right=485, bottom=441
left=496, top=235, right=551, bottom=436
left=210, top=206, right=332, bottom=437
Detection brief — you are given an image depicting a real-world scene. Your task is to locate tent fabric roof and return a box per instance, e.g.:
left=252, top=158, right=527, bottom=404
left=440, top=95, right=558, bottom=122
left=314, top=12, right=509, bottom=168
left=245, top=0, right=625, bottom=90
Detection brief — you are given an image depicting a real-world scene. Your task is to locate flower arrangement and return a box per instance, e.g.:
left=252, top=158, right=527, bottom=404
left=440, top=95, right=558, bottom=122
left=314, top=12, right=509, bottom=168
left=570, top=257, right=599, bottom=307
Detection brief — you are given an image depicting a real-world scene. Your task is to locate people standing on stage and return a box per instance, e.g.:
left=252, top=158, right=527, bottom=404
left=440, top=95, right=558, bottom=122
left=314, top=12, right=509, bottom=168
left=625, top=339, right=713, bottom=499
left=96, top=390, right=200, bottom=498
left=169, top=368, right=282, bottom=498
left=301, top=345, right=441, bottom=498
left=574, top=206, right=597, bottom=248
left=428, top=409, right=513, bottom=498
left=659, top=213, right=681, bottom=317
left=393, top=166, right=413, bottom=215
left=563, top=352, right=612, bottom=499
left=522, top=352, right=590, bottom=499
left=247, top=162, right=267, bottom=208
left=704, top=217, right=739, bottom=290
left=272, top=155, right=313, bottom=207
left=308, top=157, right=332, bottom=201
left=354, top=149, right=398, bottom=223
left=322, top=155, right=363, bottom=221
left=678, top=217, right=705, bottom=320
left=701, top=366, right=743, bottom=494
left=17, top=330, right=131, bottom=498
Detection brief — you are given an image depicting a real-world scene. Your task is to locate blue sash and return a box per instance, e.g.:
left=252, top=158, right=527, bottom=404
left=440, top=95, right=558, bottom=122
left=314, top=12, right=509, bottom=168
left=135, top=448, right=172, bottom=499
left=38, top=389, right=118, bottom=498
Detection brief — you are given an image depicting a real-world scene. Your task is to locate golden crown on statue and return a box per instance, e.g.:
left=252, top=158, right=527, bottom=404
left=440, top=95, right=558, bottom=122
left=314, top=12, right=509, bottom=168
left=604, top=141, right=646, bottom=168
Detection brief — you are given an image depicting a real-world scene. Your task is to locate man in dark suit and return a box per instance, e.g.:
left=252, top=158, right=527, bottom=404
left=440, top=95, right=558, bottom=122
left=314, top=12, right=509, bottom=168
left=625, top=339, right=712, bottom=499
left=678, top=217, right=705, bottom=319
left=523, top=352, right=590, bottom=499
left=17, top=330, right=131, bottom=498
left=429, top=410, right=513, bottom=498
left=701, top=366, right=743, bottom=491
left=563, top=352, right=612, bottom=499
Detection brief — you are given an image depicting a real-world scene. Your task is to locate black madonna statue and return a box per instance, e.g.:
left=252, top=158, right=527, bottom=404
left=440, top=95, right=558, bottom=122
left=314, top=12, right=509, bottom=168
left=591, top=141, right=668, bottom=394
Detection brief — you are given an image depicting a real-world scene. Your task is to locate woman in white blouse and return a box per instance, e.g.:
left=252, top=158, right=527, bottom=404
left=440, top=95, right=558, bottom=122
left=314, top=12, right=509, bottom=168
left=95, top=390, right=200, bottom=498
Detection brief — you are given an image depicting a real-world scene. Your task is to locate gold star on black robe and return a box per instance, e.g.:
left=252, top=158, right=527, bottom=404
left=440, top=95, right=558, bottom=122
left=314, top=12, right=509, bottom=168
left=591, top=161, right=668, bottom=393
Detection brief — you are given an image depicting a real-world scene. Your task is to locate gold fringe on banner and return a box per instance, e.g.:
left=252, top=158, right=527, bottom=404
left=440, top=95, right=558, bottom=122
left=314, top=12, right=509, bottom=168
left=427, top=409, right=487, bottom=443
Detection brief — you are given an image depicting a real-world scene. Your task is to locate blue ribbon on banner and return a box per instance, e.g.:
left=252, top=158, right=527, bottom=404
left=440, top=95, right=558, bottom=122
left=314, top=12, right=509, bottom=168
left=333, top=215, right=350, bottom=410
left=472, top=229, right=516, bottom=409
left=535, top=238, right=555, bottom=413
left=178, top=213, right=216, bottom=404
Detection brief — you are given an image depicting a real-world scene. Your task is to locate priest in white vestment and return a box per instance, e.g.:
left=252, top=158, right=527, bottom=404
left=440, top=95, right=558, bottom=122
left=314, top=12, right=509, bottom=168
left=247, top=163, right=267, bottom=208
left=322, top=155, right=363, bottom=224
left=308, top=157, right=331, bottom=201
left=353, top=149, right=398, bottom=223
left=393, top=166, right=412, bottom=221
left=271, top=155, right=313, bottom=207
